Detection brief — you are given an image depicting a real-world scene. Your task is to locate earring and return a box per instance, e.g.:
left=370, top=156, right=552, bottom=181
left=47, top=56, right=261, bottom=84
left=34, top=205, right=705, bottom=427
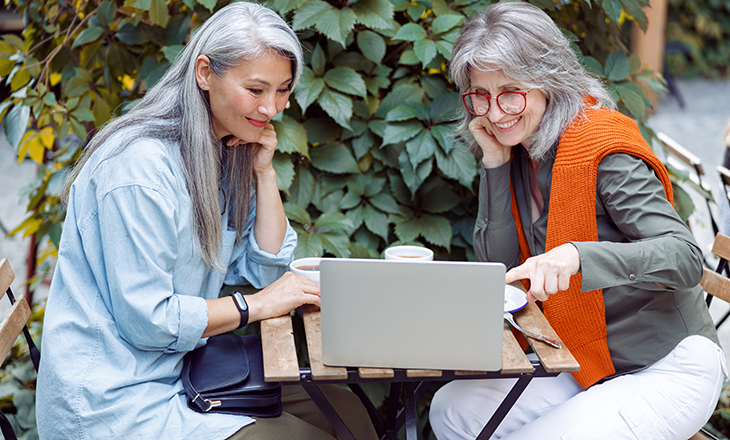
left=199, top=83, right=207, bottom=90
left=285, top=101, right=290, bottom=109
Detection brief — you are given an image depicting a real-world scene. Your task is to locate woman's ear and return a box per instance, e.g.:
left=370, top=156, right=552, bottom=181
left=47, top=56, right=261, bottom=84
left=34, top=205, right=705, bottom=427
left=195, top=55, right=212, bottom=90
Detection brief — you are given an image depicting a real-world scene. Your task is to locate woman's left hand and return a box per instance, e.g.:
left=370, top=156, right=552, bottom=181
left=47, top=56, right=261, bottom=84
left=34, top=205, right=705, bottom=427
left=226, top=123, right=278, bottom=176
left=504, top=243, right=581, bottom=302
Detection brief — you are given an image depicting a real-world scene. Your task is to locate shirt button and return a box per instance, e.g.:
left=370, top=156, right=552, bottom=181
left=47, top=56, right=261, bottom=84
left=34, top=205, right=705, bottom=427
left=629, top=273, right=636, bottom=281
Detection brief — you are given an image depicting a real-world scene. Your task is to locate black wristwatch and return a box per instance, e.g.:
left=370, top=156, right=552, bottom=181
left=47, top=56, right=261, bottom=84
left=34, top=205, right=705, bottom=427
left=231, top=291, right=249, bottom=329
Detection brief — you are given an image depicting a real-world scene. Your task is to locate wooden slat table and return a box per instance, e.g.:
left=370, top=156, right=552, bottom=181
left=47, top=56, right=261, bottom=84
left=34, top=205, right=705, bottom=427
left=260, top=295, right=579, bottom=440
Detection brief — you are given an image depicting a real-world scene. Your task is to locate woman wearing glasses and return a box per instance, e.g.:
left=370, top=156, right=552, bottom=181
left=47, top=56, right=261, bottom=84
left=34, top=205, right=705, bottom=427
left=429, top=2, right=724, bottom=439
left=36, top=3, right=376, bottom=440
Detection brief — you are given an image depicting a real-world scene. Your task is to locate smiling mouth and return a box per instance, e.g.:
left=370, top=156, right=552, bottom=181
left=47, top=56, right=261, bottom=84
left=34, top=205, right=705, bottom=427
left=247, top=118, right=268, bottom=128
left=494, top=117, right=520, bottom=130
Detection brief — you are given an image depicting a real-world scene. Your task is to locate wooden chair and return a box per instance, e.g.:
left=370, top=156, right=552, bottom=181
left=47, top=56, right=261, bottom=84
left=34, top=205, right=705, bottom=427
left=0, top=258, right=37, bottom=440
left=657, top=132, right=719, bottom=237
left=691, top=233, right=730, bottom=440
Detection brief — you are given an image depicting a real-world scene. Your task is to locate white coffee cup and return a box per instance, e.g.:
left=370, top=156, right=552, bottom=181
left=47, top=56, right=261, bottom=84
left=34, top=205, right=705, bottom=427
left=289, top=257, right=323, bottom=286
left=383, top=245, right=434, bottom=261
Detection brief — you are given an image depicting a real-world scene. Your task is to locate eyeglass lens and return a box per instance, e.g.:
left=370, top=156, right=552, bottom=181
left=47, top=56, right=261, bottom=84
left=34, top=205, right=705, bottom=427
left=464, top=92, right=526, bottom=116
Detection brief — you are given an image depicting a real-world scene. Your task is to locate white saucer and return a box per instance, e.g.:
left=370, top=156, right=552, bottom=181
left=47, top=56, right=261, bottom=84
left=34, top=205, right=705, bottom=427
left=504, top=284, right=528, bottom=313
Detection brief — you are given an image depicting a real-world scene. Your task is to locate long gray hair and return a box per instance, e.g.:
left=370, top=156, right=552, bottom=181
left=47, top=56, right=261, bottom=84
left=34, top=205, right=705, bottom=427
left=449, top=1, right=614, bottom=161
left=65, top=1, right=303, bottom=271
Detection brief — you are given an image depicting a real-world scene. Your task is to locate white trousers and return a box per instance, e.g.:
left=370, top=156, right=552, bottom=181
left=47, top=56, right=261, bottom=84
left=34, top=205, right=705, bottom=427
left=430, top=335, right=726, bottom=440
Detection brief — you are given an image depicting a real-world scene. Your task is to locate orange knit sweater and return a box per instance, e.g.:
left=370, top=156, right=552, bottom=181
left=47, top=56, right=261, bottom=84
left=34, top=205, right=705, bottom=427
left=510, top=106, right=673, bottom=388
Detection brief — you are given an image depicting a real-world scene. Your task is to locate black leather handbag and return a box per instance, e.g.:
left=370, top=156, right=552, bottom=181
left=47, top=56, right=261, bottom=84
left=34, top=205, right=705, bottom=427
left=181, top=333, right=282, bottom=417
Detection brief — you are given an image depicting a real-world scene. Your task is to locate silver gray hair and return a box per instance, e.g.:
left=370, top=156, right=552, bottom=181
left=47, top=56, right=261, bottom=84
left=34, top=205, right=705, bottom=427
left=65, top=1, right=303, bottom=271
left=449, top=1, right=615, bottom=161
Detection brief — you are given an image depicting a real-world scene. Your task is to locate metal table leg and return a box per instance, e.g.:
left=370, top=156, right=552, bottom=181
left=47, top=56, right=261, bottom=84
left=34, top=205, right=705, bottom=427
left=302, top=381, right=357, bottom=440
left=403, top=381, right=417, bottom=440
left=476, top=375, right=533, bottom=440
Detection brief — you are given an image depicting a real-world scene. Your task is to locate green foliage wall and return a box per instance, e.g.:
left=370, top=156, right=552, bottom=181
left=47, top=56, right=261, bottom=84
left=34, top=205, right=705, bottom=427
left=1, top=0, right=662, bottom=273
left=665, top=0, right=730, bottom=78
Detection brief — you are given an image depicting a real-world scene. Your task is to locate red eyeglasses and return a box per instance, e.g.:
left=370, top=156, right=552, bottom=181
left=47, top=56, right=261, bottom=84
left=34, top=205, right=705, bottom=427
left=461, top=90, right=531, bottom=116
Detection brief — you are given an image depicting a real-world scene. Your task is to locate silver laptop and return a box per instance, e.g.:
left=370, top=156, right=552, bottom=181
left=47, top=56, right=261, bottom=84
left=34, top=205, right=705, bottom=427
left=319, top=258, right=505, bottom=371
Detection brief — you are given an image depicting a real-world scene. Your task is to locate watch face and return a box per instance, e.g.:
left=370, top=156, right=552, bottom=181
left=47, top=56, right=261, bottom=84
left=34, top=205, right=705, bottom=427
left=233, top=292, right=247, bottom=311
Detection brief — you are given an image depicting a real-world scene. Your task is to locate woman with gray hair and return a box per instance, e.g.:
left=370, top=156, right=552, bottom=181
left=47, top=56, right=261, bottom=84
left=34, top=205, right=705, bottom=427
left=36, top=3, right=376, bottom=439
left=429, top=2, right=724, bottom=439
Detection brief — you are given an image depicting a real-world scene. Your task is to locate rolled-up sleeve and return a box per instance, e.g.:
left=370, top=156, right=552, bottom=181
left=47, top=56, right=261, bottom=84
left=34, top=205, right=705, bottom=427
left=573, top=153, right=704, bottom=292
left=474, top=163, right=521, bottom=268
left=224, top=199, right=297, bottom=288
left=97, top=184, right=208, bottom=353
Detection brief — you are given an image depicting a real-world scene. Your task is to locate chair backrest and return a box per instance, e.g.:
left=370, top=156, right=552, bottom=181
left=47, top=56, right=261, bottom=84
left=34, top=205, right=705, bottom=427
left=701, top=233, right=730, bottom=304
left=657, top=132, right=706, bottom=177
left=718, top=166, right=730, bottom=196
left=0, top=259, right=31, bottom=366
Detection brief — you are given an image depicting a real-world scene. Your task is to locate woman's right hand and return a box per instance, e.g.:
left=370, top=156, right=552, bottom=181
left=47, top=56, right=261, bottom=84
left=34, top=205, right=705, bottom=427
left=469, top=117, right=511, bottom=168
left=247, top=272, right=321, bottom=322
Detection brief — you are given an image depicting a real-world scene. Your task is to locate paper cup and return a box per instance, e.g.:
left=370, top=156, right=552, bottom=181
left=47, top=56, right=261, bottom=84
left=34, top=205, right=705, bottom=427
left=289, top=257, right=322, bottom=286
left=383, top=245, right=434, bottom=261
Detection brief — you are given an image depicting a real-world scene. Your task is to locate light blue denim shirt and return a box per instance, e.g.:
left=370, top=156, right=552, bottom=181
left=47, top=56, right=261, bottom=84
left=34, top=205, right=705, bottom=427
left=36, top=132, right=297, bottom=439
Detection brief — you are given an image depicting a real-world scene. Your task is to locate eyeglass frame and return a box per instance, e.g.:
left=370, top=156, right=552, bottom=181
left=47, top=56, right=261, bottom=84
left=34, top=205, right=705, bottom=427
left=461, top=89, right=532, bottom=117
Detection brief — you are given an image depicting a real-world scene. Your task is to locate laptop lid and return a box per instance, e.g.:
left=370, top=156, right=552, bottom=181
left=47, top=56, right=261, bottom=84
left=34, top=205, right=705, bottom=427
left=319, top=258, right=505, bottom=371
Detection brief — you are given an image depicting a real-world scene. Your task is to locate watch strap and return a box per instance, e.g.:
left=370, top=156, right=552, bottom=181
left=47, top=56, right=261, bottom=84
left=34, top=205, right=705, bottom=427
left=231, top=291, right=249, bottom=329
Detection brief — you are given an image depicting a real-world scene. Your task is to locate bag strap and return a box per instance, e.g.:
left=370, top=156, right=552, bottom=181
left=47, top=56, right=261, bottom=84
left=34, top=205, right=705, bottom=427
left=181, top=354, right=220, bottom=412
left=5, top=287, right=40, bottom=372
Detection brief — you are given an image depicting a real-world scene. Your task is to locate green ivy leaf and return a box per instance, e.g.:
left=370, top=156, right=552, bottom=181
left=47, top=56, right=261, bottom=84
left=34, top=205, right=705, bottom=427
left=324, top=67, right=367, bottom=98
left=295, top=68, right=325, bottom=112
left=434, top=40, right=453, bottom=58
left=288, top=165, right=315, bottom=208
left=317, top=7, right=356, bottom=46
left=581, top=56, right=605, bottom=77
left=351, top=0, right=394, bottom=29
left=375, top=83, right=423, bottom=118
left=434, top=145, right=478, bottom=188
left=310, top=142, right=359, bottom=174
left=97, top=1, right=116, bottom=27
left=311, top=44, right=326, bottom=77
left=431, top=14, right=463, bottom=34
left=357, top=30, right=386, bottom=64
left=605, top=50, right=630, bottom=82
left=382, top=120, right=424, bottom=145
left=294, top=230, right=324, bottom=258
left=317, top=88, right=353, bottom=129
left=197, top=0, right=217, bottom=13
left=319, top=232, right=352, bottom=257
left=430, top=92, right=460, bottom=124
left=293, top=0, right=333, bottom=31
left=162, top=45, right=183, bottom=63
left=431, top=124, right=456, bottom=152
left=413, top=39, right=438, bottom=67
left=615, top=81, right=647, bottom=120
left=284, top=202, right=313, bottom=226
left=315, top=211, right=353, bottom=233
left=72, top=26, right=105, bottom=48
left=399, top=150, right=432, bottom=194
left=340, top=191, right=361, bottom=210
left=601, top=0, right=622, bottom=24
left=149, top=0, right=169, bottom=27
left=273, top=115, right=308, bottom=156
left=71, top=107, right=95, bottom=122
left=4, top=104, right=29, bottom=151
left=419, top=178, right=459, bottom=213
left=394, top=218, right=421, bottom=243
left=369, top=193, right=402, bottom=214
left=271, top=0, right=307, bottom=14
left=273, top=152, right=295, bottom=193
left=363, top=204, right=389, bottom=240
left=405, top=130, right=437, bottom=169
left=385, top=105, right=427, bottom=122
left=392, top=23, right=428, bottom=42
left=419, top=213, right=452, bottom=250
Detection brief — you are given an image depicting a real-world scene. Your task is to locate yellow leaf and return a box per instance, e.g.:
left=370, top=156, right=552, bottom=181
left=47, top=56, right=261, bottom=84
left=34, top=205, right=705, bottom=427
left=39, top=127, right=54, bottom=148
left=38, top=244, right=58, bottom=263
left=29, top=135, right=45, bottom=163
left=121, top=74, right=135, bottom=90
left=16, top=130, right=35, bottom=164
left=50, top=72, right=62, bottom=86
left=6, top=216, right=41, bottom=238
